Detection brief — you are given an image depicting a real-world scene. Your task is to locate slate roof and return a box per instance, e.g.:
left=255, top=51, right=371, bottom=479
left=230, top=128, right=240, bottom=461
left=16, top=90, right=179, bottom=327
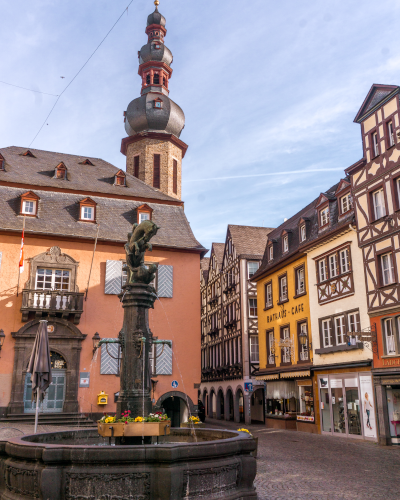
left=354, top=84, right=399, bottom=122
left=252, top=180, right=354, bottom=281
left=0, top=146, right=178, bottom=202
left=200, top=257, right=210, bottom=283
left=228, top=225, right=273, bottom=259
left=212, top=243, right=225, bottom=268
left=0, top=185, right=205, bottom=251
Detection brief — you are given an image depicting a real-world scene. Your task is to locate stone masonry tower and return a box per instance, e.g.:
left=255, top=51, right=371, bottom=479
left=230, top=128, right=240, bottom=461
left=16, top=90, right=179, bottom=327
left=121, top=1, right=188, bottom=200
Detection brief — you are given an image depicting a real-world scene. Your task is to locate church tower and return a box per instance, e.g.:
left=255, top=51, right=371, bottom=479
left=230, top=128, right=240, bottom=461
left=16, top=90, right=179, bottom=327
left=121, top=1, right=187, bottom=200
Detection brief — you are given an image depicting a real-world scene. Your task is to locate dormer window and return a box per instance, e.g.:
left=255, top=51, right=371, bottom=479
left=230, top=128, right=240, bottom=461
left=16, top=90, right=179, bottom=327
left=79, top=159, right=94, bottom=166
left=0, top=154, right=4, bottom=171
left=268, top=245, right=273, bottom=262
left=154, top=98, right=163, bottom=109
left=300, top=224, right=306, bottom=242
left=21, top=150, right=36, bottom=158
left=20, top=191, right=39, bottom=217
left=137, top=204, right=153, bottom=224
left=283, top=235, right=289, bottom=253
left=340, top=193, right=352, bottom=214
left=114, top=169, right=126, bottom=186
left=54, top=162, right=67, bottom=180
left=79, top=198, right=96, bottom=222
left=372, top=132, right=379, bottom=157
left=320, top=207, right=329, bottom=227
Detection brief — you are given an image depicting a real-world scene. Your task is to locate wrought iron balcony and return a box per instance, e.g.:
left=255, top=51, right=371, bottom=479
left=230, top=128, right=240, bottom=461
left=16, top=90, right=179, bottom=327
left=21, top=289, right=84, bottom=325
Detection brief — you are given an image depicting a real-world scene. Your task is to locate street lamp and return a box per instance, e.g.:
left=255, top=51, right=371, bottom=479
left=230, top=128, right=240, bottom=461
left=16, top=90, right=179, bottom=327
left=0, top=329, right=5, bottom=357
left=298, top=330, right=312, bottom=350
left=92, top=332, right=101, bottom=354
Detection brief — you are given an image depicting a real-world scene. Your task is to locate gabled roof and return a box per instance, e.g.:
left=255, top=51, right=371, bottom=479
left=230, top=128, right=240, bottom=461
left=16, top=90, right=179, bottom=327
left=354, top=84, right=399, bottom=123
left=227, top=225, right=273, bottom=260
left=335, top=179, right=351, bottom=196
left=212, top=243, right=225, bottom=268
left=0, top=146, right=180, bottom=203
left=200, top=257, right=210, bottom=283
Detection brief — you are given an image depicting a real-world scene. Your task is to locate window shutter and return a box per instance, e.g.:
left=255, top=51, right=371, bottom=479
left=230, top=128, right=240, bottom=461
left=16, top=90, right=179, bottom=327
left=105, top=260, right=123, bottom=295
left=100, top=339, right=120, bottom=375
left=157, top=265, right=173, bottom=298
left=134, top=156, right=139, bottom=178
left=156, top=342, right=172, bottom=375
left=173, top=159, right=177, bottom=194
left=153, top=154, right=160, bottom=189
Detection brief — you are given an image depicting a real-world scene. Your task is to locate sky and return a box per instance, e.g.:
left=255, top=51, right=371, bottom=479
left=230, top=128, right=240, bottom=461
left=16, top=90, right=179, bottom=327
left=1, top=0, right=400, bottom=254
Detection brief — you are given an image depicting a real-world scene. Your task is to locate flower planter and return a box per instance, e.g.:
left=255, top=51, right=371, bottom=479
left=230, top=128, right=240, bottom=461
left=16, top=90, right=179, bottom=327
left=180, top=422, right=206, bottom=429
left=97, top=422, right=125, bottom=437
left=123, top=421, right=171, bottom=437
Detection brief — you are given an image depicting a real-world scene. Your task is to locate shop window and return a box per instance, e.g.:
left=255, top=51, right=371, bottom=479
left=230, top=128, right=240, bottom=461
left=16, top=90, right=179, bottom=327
left=279, top=275, right=287, bottom=302
left=248, top=262, right=259, bottom=279
left=248, top=298, right=257, bottom=318
left=250, top=336, right=259, bottom=363
left=298, top=383, right=314, bottom=421
left=265, top=281, right=272, bottom=308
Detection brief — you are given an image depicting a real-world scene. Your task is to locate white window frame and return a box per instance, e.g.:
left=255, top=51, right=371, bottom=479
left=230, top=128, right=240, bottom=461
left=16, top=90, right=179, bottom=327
left=348, top=312, right=358, bottom=337
left=282, top=327, right=290, bottom=363
left=280, top=275, right=287, bottom=302
left=283, top=235, right=289, bottom=253
left=268, top=246, right=273, bottom=261
left=320, top=207, right=329, bottom=227
left=81, top=205, right=94, bottom=221
left=268, top=332, right=275, bottom=365
left=329, top=253, right=338, bottom=278
left=265, top=282, right=272, bottom=308
left=339, top=248, right=350, bottom=274
left=388, top=121, right=395, bottom=147
left=248, top=262, right=259, bottom=279
left=22, top=200, right=36, bottom=215
left=250, top=336, right=259, bottom=363
left=372, top=188, right=386, bottom=220
left=372, top=132, right=379, bottom=157
left=299, top=322, right=308, bottom=361
left=322, top=319, right=332, bottom=347
left=300, top=224, right=306, bottom=242
left=384, top=318, right=396, bottom=355
left=248, top=298, right=257, bottom=318
left=297, top=267, right=305, bottom=295
left=381, top=252, right=395, bottom=286
left=341, top=193, right=352, bottom=214
left=335, top=315, right=346, bottom=345
left=139, top=212, right=150, bottom=224
left=318, top=259, right=327, bottom=282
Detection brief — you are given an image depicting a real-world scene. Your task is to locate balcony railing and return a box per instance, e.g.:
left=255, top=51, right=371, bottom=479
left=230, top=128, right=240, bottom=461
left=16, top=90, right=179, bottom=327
left=21, top=289, right=84, bottom=325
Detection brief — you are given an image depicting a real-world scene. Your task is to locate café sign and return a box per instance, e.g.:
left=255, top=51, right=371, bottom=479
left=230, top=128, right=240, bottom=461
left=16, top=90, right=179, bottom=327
left=266, top=303, right=305, bottom=323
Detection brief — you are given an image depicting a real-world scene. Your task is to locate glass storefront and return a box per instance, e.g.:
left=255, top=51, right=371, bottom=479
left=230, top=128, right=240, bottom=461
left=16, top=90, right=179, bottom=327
left=386, top=385, right=400, bottom=444
left=318, top=373, right=377, bottom=440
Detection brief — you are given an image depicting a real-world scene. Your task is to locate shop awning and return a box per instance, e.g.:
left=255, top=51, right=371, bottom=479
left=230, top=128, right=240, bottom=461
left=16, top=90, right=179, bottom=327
left=280, top=370, right=310, bottom=379
left=255, top=374, right=279, bottom=381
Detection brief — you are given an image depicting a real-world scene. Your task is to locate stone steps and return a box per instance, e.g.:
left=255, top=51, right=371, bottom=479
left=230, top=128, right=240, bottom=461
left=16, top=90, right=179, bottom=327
left=0, top=412, right=96, bottom=426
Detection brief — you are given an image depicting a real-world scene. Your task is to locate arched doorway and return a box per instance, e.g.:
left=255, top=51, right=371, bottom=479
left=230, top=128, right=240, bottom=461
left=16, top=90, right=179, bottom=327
left=8, top=318, right=85, bottom=416
left=203, top=389, right=208, bottom=416
left=209, top=388, right=216, bottom=418
left=225, top=388, right=234, bottom=421
left=236, top=388, right=245, bottom=423
left=24, top=351, right=67, bottom=413
left=216, top=389, right=224, bottom=420
left=156, top=391, right=195, bottom=428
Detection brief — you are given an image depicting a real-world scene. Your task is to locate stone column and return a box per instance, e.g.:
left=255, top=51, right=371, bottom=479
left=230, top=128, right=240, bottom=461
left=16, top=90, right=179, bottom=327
left=116, top=284, right=156, bottom=420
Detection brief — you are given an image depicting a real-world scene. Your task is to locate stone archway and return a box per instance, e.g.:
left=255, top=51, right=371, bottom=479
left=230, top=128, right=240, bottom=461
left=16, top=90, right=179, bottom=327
left=202, top=388, right=208, bottom=415
left=216, top=387, right=224, bottom=420
left=8, top=318, right=86, bottom=415
left=209, top=387, right=216, bottom=418
left=155, top=391, right=196, bottom=426
left=225, top=386, right=234, bottom=421
left=235, top=386, right=245, bottom=424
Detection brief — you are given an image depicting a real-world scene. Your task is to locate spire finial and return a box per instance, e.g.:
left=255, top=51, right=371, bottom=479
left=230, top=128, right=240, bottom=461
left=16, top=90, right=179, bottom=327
left=154, top=0, right=159, bottom=9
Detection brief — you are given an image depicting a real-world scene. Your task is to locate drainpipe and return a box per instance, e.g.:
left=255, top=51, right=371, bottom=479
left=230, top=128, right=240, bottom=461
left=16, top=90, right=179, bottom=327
left=349, top=224, right=357, bottom=232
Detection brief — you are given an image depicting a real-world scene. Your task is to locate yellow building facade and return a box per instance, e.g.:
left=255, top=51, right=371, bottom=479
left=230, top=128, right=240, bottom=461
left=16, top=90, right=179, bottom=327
left=252, top=214, right=317, bottom=432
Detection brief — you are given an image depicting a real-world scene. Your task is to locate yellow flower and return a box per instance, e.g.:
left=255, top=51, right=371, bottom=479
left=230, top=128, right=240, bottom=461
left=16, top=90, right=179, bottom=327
left=135, top=416, right=144, bottom=422
left=104, top=417, right=115, bottom=424
left=237, top=428, right=251, bottom=434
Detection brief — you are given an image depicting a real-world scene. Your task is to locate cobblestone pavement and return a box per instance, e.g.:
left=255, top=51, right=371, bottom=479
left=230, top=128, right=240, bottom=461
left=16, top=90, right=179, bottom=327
left=206, top=418, right=400, bottom=500
left=2, top=420, right=400, bottom=500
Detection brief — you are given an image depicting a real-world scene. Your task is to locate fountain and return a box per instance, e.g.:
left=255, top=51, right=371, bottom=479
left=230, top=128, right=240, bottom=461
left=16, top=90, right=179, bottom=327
left=0, top=220, right=257, bottom=500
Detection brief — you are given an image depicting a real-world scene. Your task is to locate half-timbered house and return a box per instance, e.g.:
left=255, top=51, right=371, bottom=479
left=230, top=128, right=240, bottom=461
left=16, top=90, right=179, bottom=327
left=200, top=226, right=272, bottom=424
left=302, top=180, right=375, bottom=441
left=346, top=84, right=400, bottom=445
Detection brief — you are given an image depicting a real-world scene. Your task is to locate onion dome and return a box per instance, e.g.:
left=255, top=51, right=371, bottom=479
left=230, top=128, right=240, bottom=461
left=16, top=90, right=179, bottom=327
left=139, top=43, right=173, bottom=66
left=125, top=93, right=185, bottom=138
left=147, top=9, right=166, bottom=28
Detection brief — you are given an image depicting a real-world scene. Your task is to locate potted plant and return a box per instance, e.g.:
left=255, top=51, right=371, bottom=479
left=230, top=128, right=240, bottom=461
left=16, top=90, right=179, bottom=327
left=122, top=412, right=171, bottom=437
left=97, top=415, right=124, bottom=437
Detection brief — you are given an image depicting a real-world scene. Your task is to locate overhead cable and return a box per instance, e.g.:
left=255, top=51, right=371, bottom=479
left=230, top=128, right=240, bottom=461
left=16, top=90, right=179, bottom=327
left=29, top=0, right=135, bottom=146
left=0, top=80, right=59, bottom=96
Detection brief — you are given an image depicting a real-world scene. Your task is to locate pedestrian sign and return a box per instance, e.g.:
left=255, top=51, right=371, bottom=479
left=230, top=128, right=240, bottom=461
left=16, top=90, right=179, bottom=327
left=171, top=380, right=179, bottom=388
left=244, top=382, right=253, bottom=393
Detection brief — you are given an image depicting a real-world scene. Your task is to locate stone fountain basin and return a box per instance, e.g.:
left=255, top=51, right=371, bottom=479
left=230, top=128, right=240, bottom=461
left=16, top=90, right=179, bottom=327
left=0, top=428, right=257, bottom=500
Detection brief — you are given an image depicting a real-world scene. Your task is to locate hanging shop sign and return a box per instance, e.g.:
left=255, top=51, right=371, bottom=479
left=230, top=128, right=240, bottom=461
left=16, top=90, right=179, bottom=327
left=297, top=415, right=315, bottom=422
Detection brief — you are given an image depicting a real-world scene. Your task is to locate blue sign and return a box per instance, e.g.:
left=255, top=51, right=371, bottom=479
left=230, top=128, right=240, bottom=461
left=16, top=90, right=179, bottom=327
left=244, top=382, right=253, bottom=393
left=171, top=380, right=179, bottom=388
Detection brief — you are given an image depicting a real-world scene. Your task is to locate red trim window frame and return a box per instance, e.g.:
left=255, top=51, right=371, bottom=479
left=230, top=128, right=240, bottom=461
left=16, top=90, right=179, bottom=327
left=154, top=97, right=163, bottom=109
left=79, top=197, right=96, bottom=223
left=376, top=247, right=397, bottom=288
left=114, top=169, right=126, bottom=186
left=20, top=191, right=40, bottom=217
left=368, top=182, right=387, bottom=222
left=55, top=162, right=67, bottom=180
left=137, top=203, right=153, bottom=224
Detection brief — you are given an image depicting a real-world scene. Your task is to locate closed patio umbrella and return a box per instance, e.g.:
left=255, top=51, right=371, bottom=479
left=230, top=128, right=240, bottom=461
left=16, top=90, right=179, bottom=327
left=27, top=320, right=52, bottom=434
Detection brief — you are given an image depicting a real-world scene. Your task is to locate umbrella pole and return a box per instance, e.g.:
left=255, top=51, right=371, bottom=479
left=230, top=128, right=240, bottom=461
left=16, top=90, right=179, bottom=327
left=34, top=390, right=40, bottom=434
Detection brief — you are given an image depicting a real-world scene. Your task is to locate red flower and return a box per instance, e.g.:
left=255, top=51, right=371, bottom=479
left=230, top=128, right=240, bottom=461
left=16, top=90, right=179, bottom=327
left=125, top=421, right=128, bottom=424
